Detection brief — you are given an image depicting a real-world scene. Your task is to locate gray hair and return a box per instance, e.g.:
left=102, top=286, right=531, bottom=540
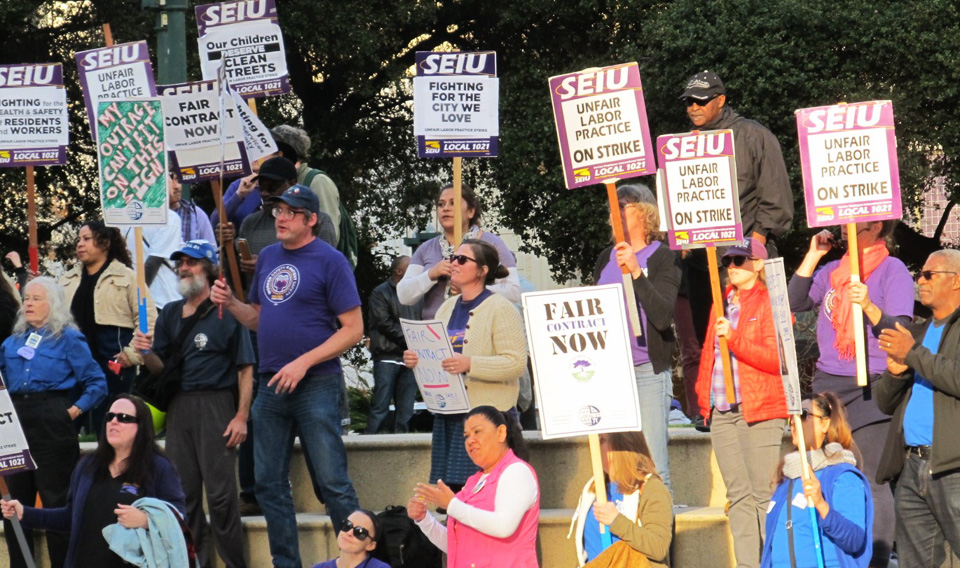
left=14, top=277, right=77, bottom=337
left=270, top=125, right=311, bottom=161
left=929, top=249, right=960, bottom=273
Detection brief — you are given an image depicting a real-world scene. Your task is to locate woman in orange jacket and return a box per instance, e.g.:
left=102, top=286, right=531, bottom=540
left=695, top=238, right=788, bottom=568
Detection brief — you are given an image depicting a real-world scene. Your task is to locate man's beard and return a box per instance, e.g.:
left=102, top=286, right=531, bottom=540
left=179, top=274, right=206, bottom=298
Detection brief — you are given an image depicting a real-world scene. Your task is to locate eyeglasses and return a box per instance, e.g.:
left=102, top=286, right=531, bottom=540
left=176, top=257, right=202, bottom=268
left=799, top=409, right=827, bottom=421
left=684, top=95, right=718, bottom=107
left=105, top=412, right=137, bottom=424
left=271, top=207, right=306, bottom=220
left=451, top=254, right=478, bottom=266
left=339, top=519, right=372, bottom=541
left=918, top=270, right=957, bottom=281
left=721, top=256, right=756, bottom=268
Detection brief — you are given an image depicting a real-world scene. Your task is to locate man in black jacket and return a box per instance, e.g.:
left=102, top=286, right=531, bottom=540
left=878, top=249, right=960, bottom=567
left=365, top=255, right=422, bottom=433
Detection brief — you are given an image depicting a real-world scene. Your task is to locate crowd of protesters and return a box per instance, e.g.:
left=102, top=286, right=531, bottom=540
left=1, top=72, right=959, bottom=568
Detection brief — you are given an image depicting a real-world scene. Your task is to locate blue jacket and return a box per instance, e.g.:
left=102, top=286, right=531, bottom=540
left=20, top=454, right=186, bottom=568
left=762, top=463, right=873, bottom=568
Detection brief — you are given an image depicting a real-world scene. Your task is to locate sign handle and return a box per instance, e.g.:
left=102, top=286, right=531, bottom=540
left=211, top=180, right=245, bottom=302
left=133, top=228, right=150, bottom=347
left=604, top=182, right=643, bottom=337
left=25, top=167, right=39, bottom=274
left=706, top=246, right=736, bottom=400
left=793, top=415, right=826, bottom=568
left=845, top=223, right=868, bottom=387
left=453, top=157, right=463, bottom=247
left=588, top=433, right=613, bottom=546
left=0, top=477, right=37, bottom=568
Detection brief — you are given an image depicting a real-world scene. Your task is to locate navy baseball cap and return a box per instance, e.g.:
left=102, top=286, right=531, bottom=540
left=266, top=184, right=320, bottom=215
left=680, top=71, right=726, bottom=101
left=170, top=240, right=219, bottom=264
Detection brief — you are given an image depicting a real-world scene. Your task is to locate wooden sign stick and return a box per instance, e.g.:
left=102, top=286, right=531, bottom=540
left=453, top=157, right=463, bottom=246
left=706, top=246, right=736, bottom=399
left=25, top=167, right=39, bottom=274
left=846, top=223, right=869, bottom=387
left=211, top=179, right=245, bottom=299
left=588, top=433, right=613, bottom=546
left=604, top=182, right=643, bottom=337
left=793, top=414, right=826, bottom=568
left=0, top=476, right=37, bottom=568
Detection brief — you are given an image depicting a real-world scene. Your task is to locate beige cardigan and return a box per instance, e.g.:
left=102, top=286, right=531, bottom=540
left=435, top=292, right=527, bottom=411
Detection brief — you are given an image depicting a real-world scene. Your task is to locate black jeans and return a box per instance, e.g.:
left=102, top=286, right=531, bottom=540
left=895, top=451, right=960, bottom=567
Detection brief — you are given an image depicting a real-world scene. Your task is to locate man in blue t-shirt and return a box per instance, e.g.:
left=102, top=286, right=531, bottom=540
left=212, top=185, right=362, bottom=568
left=878, top=249, right=960, bottom=567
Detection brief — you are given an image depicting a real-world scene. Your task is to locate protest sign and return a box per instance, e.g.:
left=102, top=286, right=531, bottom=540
left=548, top=62, right=656, bottom=189
left=196, top=0, right=290, bottom=99
left=400, top=319, right=471, bottom=414
left=522, top=285, right=642, bottom=439
left=657, top=129, right=743, bottom=249
left=158, top=79, right=249, bottom=183
left=0, top=376, right=36, bottom=476
left=96, top=100, right=168, bottom=226
left=797, top=101, right=901, bottom=227
left=413, top=51, right=499, bottom=158
left=0, top=64, right=68, bottom=167
left=231, top=88, right=277, bottom=162
left=765, top=258, right=802, bottom=415
left=76, top=41, right=156, bottom=141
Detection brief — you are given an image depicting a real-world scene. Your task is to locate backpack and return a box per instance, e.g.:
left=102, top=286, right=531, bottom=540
left=376, top=505, right=442, bottom=568
left=304, top=168, right=359, bottom=269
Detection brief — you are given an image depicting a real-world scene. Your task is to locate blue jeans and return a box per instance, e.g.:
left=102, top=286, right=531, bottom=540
left=895, top=451, right=960, bottom=567
left=253, top=373, right=359, bottom=568
left=634, top=362, right=672, bottom=490
left=365, top=359, right=418, bottom=433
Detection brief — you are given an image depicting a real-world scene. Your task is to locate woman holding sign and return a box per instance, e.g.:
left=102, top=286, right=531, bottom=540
left=592, top=184, right=681, bottom=489
left=788, top=221, right=911, bottom=568
left=403, top=239, right=527, bottom=494
left=761, top=394, right=873, bottom=568
left=695, top=240, right=789, bottom=568
left=398, top=183, right=520, bottom=319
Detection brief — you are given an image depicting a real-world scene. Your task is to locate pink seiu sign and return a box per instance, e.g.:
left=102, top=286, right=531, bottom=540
left=796, top=101, right=901, bottom=227
left=548, top=62, right=655, bottom=189
left=657, top=129, right=743, bottom=250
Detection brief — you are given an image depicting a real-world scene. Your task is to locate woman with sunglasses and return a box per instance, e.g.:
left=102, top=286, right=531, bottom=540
left=788, top=221, right=911, bottom=568
left=761, top=393, right=873, bottom=568
left=312, top=510, right=390, bottom=568
left=592, top=184, right=681, bottom=489
left=2, top=394, right=186, bottom=568
left=403, top=239, right=527, bottom=497
left=398, top=183, right=520, bottom=319
left=695, top=239, right=789, bottom=568
left=0, top=277, right=107, bottom=568
left=408, top=406, right=539, bottom=568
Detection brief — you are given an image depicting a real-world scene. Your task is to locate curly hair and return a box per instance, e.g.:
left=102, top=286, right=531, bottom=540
left=82, top=220, right=133, bottom=268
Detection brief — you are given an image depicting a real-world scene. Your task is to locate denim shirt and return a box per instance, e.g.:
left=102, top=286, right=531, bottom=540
left=1, top=326, right=107, bottom=412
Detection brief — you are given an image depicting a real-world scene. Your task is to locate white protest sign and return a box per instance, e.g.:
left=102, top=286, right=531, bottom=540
left=0, top=375, right=36, bottom=476
left=765, top=258, right=802, bottom=414
left=230, top=88, right=277, bottom=161
left=75, top=41, right=157, bottom=141
left=400, top=319, right=470, bottom=414
left=522, top=285, right=642, bottom=439
left=0, top=64, right=69, bottom=167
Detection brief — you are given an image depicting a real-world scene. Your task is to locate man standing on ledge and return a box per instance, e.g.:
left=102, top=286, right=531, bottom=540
left=211, top=185, right=362, bottom=568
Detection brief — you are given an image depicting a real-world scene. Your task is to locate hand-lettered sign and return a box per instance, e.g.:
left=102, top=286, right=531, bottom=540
left=76, top=41, right=157, bottom=141
left=400, top=319, right=471, bottom=414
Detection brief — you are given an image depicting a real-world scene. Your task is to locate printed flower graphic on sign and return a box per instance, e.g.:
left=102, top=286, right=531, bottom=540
left=570, top=357, right=595, bottom=382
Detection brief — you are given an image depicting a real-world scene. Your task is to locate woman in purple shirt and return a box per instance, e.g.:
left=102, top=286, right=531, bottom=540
left=788, top=220, right=913, bottom=568
left=397, top=183, right=519, bottom=319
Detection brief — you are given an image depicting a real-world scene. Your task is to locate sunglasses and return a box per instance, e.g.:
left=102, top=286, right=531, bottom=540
left=339, top=519, right=372, bottom=541
left=918, top=270, right=958, bottom=281
left=720, top=255, right=756, bottom=269
left=684, top=95, right=718, bottom=107
left=105, top=412, right=137, bottom=424
left=450, top=254, right=478, bottom=266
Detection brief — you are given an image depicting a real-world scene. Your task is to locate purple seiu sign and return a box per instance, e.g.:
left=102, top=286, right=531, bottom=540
left=196, top=0, right=290, bottom=99
left=657, top=129, right=743, bottom=250
left=0, top=64, right=69, bottom=167
left=797, top=101, right=901, bottom=227
left=548, top=63, right=655, bottom=189
left=0, top=373, right=36, bottom=477
left=75, top=41, right=157, bottom=142
left=413, top=51, right=499, bottom=158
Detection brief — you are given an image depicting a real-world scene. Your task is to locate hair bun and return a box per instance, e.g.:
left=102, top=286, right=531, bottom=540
left=493, top=264, right=510, bottom=279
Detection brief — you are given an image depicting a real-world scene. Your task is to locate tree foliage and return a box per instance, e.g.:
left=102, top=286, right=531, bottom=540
left=1, top=0, right=959, bottom=286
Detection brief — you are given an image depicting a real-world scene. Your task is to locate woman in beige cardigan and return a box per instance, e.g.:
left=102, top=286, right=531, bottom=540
left=404, top=238, right=528, bottom=495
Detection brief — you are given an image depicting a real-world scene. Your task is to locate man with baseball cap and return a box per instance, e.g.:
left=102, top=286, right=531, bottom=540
left=211, top=181, right=363, bottom=567
left=133, top=239, right=255, bottom=568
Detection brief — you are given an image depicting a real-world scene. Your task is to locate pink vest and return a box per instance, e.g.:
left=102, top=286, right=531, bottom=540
left=447, top=449, right=540, bottom=568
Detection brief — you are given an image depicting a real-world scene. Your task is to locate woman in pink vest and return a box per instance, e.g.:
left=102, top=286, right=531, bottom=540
left=407, top=405, right=540, bottom=567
